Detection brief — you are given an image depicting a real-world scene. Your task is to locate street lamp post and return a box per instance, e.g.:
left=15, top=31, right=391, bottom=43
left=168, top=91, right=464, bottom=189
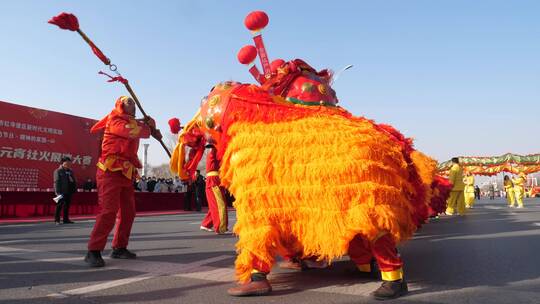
left=143, top=143, right=149, bottom=177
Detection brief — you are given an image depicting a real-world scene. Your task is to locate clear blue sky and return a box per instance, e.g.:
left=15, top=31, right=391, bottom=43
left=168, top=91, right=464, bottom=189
left=1, top=1, right=539, bottom=167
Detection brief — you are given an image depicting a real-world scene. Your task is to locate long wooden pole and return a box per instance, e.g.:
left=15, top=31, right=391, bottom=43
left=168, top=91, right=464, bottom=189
left=75, top=29, right=171, bottom=157
left=124, top=82, right=171, bottom=157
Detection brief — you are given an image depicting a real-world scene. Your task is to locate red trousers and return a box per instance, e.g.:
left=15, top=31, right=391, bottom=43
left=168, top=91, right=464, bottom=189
left=88, top=170, right=136, bottom=251
left=200, top=184, right=228, bottom=233
left=348, top=233, right=404, bottom=281
left=251, top=234, right=403, bottom=281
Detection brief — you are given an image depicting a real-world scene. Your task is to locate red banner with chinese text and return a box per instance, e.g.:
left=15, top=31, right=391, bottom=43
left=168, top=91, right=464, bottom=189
left=0, top=100, right=100, bottom=190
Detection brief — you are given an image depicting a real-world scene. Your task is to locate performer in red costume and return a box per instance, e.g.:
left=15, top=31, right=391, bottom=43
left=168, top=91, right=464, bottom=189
left=200, top=142, right=229, bottom=234
left=85, top=96, right=160, bottom=267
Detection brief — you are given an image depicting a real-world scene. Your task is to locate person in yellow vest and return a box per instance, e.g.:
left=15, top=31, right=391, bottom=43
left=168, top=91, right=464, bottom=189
left=503, top=175, right=516, bottom=207
left=445, top=157, right=466, bottom=215
left=463, top=172, right=476, bottom=209
left=512, top=172, right=526, bottom=208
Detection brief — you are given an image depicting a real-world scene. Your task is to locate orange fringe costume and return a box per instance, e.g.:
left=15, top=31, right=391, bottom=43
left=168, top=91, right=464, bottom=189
left=171, top=83, right=445, bottom=282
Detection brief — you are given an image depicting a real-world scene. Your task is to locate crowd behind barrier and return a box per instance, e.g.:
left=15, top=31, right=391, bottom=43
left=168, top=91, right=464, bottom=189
left=0, top=170, right=240, bottom=219
left=0, top=188, right=188, bottom=218
left=133, top=176, right=188, bottom=193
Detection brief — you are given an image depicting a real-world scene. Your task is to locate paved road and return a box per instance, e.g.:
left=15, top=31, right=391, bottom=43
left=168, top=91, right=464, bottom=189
left=1, top=198, right=539, bottom=304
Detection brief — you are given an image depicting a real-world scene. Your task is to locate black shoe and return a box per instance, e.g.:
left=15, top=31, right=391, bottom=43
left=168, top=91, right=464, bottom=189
left=63, top=220, right=75, bottom=224
left=84, top=251, right=105, bottom=267
left=372, top=280, right=408, bottom=300
left=110, top=248, right=137, bottom=259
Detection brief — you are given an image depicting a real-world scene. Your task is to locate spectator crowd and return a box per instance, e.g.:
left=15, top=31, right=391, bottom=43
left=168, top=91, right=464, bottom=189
left=133, top=176, right=189, bottom=193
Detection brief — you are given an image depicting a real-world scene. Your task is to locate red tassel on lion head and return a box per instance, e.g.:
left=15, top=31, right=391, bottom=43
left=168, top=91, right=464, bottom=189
left=168, top=118, right=182, bottom=134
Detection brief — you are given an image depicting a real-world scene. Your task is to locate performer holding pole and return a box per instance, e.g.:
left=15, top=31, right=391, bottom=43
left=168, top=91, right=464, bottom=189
left=49, top=12, right=167, bottom=266
left=85, top=96, right=159, bottom=266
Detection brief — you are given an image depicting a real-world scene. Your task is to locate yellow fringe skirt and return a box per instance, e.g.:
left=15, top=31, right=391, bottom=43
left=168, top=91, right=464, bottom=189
left=220, top=114, right=434, bottom=282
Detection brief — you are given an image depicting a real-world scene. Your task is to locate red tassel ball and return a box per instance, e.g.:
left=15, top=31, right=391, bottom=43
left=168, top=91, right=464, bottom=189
left=237, top=45, right=258, bottom=64
left=48, top=12, right=80, bottom=31
left=168, top=118, right=181, bottom=134
left=244, top=11, right=269, bottom=31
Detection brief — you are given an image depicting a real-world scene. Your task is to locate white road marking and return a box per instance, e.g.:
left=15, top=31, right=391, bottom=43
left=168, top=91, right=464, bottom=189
left=0, top=245, right=95, bottom=265
left=0, top=245, right=36, bottom=253
left=39, top=257, right=85, bottom=262
left=176, top=265, right=235, bottom=282
left=0, top=232, right=194, bottom=246
left=0, top=257, right=84, bottom=265
left=47, top=293, right=69, bottom=299
left=0, top=239, right=28, bottom=244
left=483, top=205, right=503, bottom=210
left=61, top=274, right=156, bottom=295
left=50, top=255, right=233, bottom=296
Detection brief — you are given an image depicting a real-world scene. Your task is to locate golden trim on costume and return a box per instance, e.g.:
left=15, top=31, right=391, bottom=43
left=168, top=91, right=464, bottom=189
left=125, top=119, right=142, bottom=138
left=97, top=155, right=135, bottom=179
left=212, top=186, right=228, bottom=233
left=381, top=268, right=403, bottom=281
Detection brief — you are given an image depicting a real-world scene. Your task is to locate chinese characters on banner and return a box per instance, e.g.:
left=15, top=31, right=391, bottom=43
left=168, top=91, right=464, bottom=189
left=0, top=100, right=101, bottom=190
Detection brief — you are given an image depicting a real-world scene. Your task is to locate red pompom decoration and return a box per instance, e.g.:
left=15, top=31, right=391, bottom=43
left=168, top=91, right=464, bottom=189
left=270, top=59, right=285, bottom=73
left=168, top=118, right=181, bottom=134
left=237, top=45, right=258, bottom=64
left=48, top=12, right=80, bottom=31
left=244, top=11, right=269, bottom=31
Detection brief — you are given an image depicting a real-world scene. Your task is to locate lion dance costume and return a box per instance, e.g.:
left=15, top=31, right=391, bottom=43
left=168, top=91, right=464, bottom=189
left=170, top=11, right=450, bottom=300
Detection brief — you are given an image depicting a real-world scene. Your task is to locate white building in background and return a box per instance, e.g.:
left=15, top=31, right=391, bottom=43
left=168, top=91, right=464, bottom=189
left=527, top=176, right=538, bottom=187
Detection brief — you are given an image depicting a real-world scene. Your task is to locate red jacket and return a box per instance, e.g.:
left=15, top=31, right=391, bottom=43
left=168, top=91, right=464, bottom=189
left=91, top=96, right=151, bottom=179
